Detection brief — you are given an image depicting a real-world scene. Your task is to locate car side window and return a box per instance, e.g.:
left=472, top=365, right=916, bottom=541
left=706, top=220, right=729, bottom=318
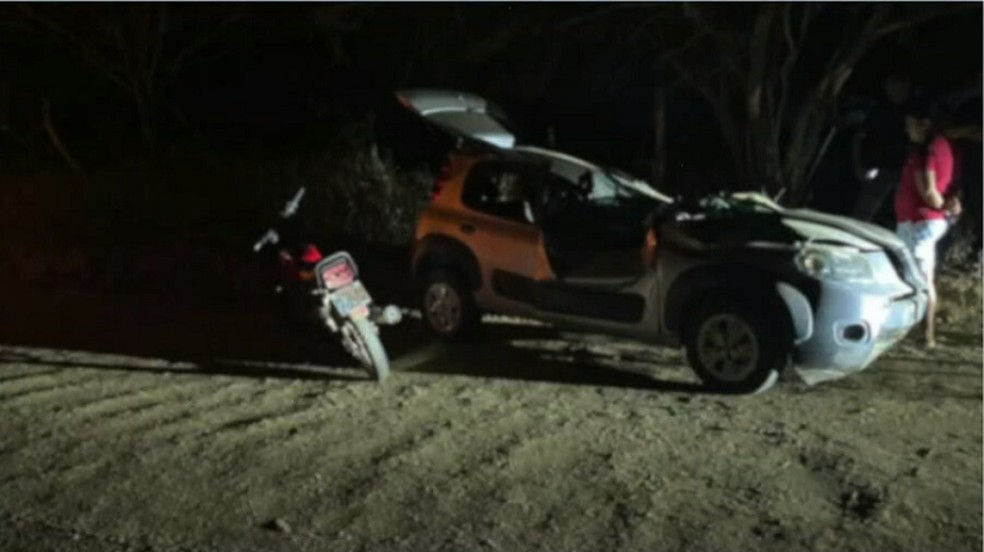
left=463, top=162, right=536, bottom=224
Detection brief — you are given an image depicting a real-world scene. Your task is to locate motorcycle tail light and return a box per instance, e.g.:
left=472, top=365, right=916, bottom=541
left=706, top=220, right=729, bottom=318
left=300, top=244, right=323, bottom=264
left=320, top=260, right=357, bottom=290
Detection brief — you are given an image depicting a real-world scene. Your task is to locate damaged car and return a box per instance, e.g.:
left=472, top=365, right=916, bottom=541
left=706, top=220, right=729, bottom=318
left=398, top=89, right=930, bottom=393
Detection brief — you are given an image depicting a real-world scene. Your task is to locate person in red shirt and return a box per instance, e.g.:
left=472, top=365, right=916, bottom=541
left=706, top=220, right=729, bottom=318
left=894, top=102, right=963, bottom=348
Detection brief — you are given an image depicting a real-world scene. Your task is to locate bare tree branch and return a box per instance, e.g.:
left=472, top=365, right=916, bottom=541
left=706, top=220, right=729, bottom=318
left=680, top=2, right=745, bottom=78
left=554, top=4, right=647, bottom=31
left=165, top=14, right=244, bottom=82
left=776, top=3, right=812, bottom=135
left=148, top=5, right=168, bottom=90
left=746, top=6, right=777, bottom=120
left=648, top=2, right=969, bottom=201
left=19, top=5, right=131, bottom=92
left=42, top=98, right=85, bottom=178
left=874, top=4, right=975, bottom=37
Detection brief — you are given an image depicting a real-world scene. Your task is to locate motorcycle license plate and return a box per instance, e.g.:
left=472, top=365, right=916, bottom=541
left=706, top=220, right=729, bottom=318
left=330, top=281, right=372, bottom=318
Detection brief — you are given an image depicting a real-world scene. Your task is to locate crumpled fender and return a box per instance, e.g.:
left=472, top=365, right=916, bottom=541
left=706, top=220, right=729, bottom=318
left=776, top=282, right=813, bottom=345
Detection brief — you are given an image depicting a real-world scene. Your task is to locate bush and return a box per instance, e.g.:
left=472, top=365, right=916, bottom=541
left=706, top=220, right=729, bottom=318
left=0, top=139, right=434, bottom=292
left=298, top=144, right=432, bottom=245
left=940, top=215, right=980, bottom=270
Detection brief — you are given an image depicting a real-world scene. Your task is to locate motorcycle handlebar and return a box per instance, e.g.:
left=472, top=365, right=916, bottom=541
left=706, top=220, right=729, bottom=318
left=280, top=187, right=306, bottom=219
left=254, top=187, right=303, bottom=252
left=253, top=229, right=280, bottom=252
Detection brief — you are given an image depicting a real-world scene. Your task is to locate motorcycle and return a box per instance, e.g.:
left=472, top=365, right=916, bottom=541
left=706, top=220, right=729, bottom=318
left=253, top=186, right=402, bottom=381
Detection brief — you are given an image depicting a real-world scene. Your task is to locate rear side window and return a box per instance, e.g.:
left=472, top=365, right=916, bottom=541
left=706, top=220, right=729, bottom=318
left=462, top=162, right=536, bottom=224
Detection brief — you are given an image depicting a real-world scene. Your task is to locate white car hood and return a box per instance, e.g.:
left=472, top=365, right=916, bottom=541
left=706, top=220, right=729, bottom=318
left=723, top=193, right=898, bottom=251
left=781, top=218, right=882, bottom=250
left=783, top=208, right=906, bottom=251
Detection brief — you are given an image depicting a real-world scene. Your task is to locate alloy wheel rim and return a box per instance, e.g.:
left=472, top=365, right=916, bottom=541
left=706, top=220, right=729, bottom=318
left=696, top=314, right=760, bottom=382
left=425, top=283, right=462, bottom=334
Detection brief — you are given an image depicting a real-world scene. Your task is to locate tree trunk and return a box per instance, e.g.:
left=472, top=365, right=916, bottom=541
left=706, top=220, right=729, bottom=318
left=652, top=85, right=666, bottom=186
left=41, top=99, right=85, bottom=178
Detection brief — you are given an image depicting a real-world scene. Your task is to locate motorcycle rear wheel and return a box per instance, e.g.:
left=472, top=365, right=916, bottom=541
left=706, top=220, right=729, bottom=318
left=342, top=317, right=391, bottom=382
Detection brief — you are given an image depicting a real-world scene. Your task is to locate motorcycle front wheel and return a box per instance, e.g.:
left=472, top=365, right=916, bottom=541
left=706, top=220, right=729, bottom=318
left=341, top=317, right=391, bottom=382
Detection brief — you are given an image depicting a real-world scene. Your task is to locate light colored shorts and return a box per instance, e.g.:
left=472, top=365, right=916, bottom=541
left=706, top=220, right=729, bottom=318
left=897, top=219, right=949, bottom=278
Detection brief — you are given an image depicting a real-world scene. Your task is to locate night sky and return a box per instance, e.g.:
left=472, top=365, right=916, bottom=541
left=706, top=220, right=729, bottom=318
left=1, top=3, right=981, bottom=185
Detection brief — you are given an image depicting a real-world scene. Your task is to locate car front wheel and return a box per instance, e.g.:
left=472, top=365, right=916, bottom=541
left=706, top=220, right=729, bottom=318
left=684, top=300, right=789, bottom=394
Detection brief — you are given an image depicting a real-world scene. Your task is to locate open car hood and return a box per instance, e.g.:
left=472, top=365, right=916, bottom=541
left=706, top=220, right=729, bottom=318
left=396, top=89, right=516, bottom=149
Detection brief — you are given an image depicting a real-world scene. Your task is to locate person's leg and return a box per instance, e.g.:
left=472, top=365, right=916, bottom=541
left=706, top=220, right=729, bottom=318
left=910, top=251, right=938, bottom=347
left=896, top=222, right=922, bottom=338
left=924, top=271, right=938, bottom=347
left=911, top=220, right=950, bottom=347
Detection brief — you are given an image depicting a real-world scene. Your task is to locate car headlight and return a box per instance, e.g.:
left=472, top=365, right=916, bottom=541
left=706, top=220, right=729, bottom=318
left=795, top=246, right=876, bottom=283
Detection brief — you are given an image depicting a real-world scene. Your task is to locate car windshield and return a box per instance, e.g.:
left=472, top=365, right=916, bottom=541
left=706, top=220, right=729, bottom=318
left=698, top=192, right=783, bottom=215
left=585, top=168, right=671, bottom=204
left=606, top=169, right=672, bottom=203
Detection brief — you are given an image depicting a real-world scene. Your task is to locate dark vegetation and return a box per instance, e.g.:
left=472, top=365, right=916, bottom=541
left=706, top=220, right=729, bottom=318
left=0, top=3, right=979, bottom=293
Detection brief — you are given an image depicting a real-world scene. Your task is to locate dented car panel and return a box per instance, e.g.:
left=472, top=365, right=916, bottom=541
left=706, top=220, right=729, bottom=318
left=794, top=279, right=924, bottom=385
left=657, top=203, right=927, bottom=383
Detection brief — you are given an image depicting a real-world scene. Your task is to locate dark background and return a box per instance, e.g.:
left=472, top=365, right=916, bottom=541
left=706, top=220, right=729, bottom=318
left=3, top=4, right=980, bottom=172
left=0, top=3, right=980, bottom=291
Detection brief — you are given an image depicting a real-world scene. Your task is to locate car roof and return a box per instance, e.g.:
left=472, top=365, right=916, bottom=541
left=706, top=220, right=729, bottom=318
left=501, top=146, right=673, bottom=203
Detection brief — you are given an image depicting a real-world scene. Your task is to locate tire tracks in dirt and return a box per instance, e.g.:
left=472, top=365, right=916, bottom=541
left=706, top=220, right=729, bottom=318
left=0, top=366, right=67, bottom=385
left=0, top=378, right=257, bottom=484
left=0, top=369, right=127, bottom=405
left=52, top=377, right=232, bottom=421
left=310, top=387, right=646, bottom=548
left=91, top=381, right=297, bottom=450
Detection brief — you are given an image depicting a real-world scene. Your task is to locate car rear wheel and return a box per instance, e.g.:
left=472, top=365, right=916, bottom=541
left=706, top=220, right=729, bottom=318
left=684, top=299, right=788, bottom=394
left=422, top=269, right=480, bottom=340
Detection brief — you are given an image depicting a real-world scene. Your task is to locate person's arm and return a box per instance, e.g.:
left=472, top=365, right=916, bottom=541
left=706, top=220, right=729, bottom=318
left=914, top=168, right=946, bottom=210
left=943, top=194, right=963, bottom=217
left=915, top=139, right=956, bottom=211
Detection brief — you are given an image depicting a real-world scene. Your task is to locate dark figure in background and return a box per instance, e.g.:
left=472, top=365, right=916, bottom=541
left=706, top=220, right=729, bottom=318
left=852, top=74, right=913, bottom=226
left=809, top=97, right=871, bottom=216
left=944, top=74, right=983, bottom=267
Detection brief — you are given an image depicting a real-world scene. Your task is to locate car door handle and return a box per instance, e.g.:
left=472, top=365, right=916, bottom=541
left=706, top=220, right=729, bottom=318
left=460, top=224, right=476, bottom=234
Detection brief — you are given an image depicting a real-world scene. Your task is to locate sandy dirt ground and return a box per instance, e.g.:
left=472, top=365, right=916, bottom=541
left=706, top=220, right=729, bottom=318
left=0, top=275, right=981, bottom=552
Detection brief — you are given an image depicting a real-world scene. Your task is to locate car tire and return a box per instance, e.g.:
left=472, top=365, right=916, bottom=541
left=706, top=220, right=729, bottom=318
left=421, top=269, right=481, bottom=341
left=684, top=298, right=789, bottom=394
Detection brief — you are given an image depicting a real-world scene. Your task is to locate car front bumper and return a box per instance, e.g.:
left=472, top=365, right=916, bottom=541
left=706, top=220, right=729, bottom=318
left=785, top=280, right=928, bottom=385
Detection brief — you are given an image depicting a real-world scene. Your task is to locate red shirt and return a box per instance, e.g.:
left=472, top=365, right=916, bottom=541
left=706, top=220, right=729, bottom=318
left=895, top=135, right=954, bottom=222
